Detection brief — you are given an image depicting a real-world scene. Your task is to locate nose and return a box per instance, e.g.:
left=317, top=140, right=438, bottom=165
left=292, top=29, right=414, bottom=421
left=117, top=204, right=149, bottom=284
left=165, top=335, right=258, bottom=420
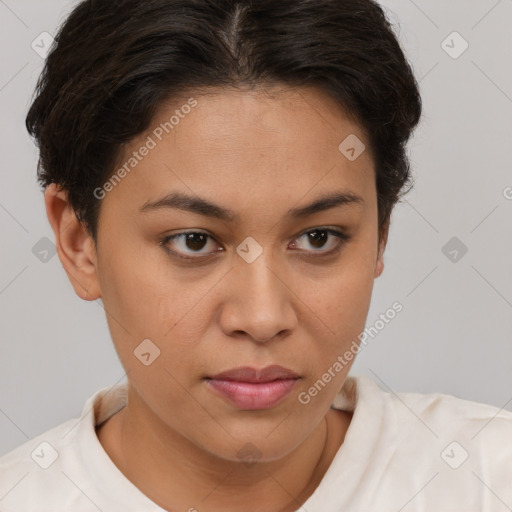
left=218, top=252, right=298, bottom=344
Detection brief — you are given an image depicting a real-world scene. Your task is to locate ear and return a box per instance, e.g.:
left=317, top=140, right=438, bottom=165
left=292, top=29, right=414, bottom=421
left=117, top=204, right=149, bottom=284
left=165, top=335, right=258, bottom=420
left=374, top=220, right=389, bottom=279
left=44, top=183, right=101, bottom=301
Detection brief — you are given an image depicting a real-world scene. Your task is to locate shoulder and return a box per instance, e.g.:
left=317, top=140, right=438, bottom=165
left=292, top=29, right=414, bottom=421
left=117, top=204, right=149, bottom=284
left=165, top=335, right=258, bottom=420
left=348, top=375, right=512, bottom=463
left=353, top=374, right=512, bottom=428
left=334, top=376, right=512, bottom=506
left=390, top=381, right=512, bottom=435
left=0, top=382, right=126, bottom=511
left=0, top=417, right=82, bottom=510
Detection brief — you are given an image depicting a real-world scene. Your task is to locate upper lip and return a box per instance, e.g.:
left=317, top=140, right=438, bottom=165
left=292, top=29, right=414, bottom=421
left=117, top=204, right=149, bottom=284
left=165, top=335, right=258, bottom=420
left=209, top=365, right=300, bottom=383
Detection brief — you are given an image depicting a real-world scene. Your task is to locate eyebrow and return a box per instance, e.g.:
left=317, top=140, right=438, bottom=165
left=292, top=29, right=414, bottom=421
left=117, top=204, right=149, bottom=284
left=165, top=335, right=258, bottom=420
left=139, top=190, right=364, bottom=222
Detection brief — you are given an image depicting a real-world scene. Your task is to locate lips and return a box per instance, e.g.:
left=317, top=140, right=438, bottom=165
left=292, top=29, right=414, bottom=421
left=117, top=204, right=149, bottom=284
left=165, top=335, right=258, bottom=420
left=206, top=365, right=300, bottom=410
left=210, top=365, right=299, bottom=383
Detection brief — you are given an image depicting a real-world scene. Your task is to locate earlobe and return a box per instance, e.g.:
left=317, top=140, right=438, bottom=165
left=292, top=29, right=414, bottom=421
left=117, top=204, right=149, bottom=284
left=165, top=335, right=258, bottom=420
left=44, top=184, right=101, bottom=301
left=374, top=221, right=389, bottom=279
left=374, top=256, right=384, bottom=278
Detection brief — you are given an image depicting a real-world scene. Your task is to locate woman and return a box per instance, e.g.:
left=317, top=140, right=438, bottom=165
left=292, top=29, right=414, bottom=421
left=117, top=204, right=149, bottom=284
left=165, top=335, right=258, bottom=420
left=1, top=0, right=510, bottom=510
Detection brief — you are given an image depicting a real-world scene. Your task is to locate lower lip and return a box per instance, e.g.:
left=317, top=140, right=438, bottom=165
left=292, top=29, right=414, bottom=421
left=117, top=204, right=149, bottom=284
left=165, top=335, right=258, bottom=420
left=206, top=378, right=298, bottom=410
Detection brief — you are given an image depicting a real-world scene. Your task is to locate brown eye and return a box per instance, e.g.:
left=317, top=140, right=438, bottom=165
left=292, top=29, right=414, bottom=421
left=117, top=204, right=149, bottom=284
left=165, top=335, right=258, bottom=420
left=306, top=230, right=329, bottom=249
left=291, top=228, right=348, bottom=254
left=160, top=227, right=349, bottom=262
left=160, top=231, right=221, bottom=259
left=182, top=233, right=208, bottom=251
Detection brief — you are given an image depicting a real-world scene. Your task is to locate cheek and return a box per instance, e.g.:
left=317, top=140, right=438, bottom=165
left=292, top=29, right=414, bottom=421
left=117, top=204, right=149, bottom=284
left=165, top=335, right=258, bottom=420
left=332, top=266, right=375, bottom=333
left=296, top=264, right=374, bottom=411
left=311, top=249, right=376, bottom=334
left=97, top=235, right=177, bottom=327
left=96, top=241, right=211, bottom=374
left=299, top=249, right=376, bottom=389
left=98, top=266, right=205, bottom=411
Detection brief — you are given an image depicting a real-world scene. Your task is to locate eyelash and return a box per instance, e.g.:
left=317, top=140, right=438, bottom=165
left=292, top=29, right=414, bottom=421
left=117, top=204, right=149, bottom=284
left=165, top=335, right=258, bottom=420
left=158, top=227, right=350, bottom=262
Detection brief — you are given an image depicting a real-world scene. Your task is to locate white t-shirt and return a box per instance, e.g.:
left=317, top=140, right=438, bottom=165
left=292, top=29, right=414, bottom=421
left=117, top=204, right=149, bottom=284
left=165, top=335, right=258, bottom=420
left=1, top=375, right=511, bottom=511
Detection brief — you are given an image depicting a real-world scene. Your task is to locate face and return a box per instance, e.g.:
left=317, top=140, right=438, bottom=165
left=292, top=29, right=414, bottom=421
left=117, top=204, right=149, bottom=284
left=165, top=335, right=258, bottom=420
left=59, top=85, right=386, bottom=462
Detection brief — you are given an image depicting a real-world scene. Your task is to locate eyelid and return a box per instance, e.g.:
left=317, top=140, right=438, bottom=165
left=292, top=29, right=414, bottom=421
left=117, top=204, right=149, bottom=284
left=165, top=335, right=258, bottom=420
left=159, top=226, right=350, bottom=261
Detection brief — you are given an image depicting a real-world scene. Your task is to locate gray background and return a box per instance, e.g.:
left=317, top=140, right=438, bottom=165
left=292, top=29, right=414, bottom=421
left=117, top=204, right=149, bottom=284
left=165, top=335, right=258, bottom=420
left=1, top=0, right=511, bottom=457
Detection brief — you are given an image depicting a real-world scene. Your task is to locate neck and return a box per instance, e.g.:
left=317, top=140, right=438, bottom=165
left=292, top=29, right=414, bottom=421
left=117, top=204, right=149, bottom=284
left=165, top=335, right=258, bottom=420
left=96, top=388, right=350, bottom=512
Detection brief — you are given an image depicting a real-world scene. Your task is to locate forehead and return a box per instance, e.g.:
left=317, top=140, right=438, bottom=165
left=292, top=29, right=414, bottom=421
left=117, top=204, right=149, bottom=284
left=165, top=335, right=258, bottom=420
left=103, top=85, right=376, bottom=221
left=164, top=85, right=372, bottom=163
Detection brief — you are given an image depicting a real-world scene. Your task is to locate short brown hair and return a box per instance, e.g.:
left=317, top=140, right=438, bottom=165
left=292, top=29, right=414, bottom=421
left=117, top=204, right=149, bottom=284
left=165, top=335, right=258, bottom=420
left=26, top=0, right=422, bottom=244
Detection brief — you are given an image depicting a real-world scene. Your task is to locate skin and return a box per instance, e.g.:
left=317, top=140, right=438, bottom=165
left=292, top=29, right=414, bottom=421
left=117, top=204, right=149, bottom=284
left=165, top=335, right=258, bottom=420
left=45, top=84, right=388, bottom=512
